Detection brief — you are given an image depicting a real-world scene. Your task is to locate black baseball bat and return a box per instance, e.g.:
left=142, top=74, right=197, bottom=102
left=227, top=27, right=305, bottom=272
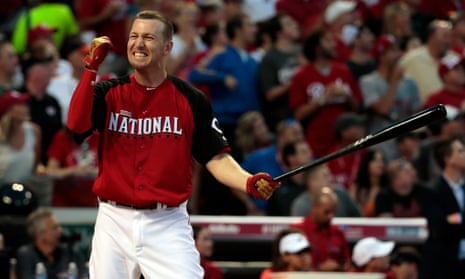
left=273, top=104, right=447, bottom=181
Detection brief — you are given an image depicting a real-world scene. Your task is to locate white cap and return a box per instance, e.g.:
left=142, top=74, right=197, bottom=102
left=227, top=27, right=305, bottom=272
left=352, top=237, right=395, bottom=267
left=279, top=233, right=310, bottom=254
left=324, top=0, right=357, bottom=24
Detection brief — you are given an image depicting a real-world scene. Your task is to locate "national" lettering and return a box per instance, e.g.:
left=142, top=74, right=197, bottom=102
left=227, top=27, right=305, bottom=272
left=108, top=112, right=183, bottom=135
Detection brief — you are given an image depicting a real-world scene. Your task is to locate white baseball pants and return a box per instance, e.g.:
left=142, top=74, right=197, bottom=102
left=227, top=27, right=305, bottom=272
left=89, top=201, right=204, bottom=278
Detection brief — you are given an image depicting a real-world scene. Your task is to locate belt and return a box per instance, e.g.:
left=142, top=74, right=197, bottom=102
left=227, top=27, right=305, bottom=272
left=99, top=198, right=172, bottom=210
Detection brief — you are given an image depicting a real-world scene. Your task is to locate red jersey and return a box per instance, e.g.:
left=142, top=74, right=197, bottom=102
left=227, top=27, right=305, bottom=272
left=201, top=259, right=224, bottom=279
left=47, top=129, right=99, bottom=207
left=70, top=74, right=229, bottom=207
left=291, top=215, right=351, bottom=270
left=327, top=145, right=365, bottom=189
left=289, top=62, right=362, bottom=158
left=423, top=88, right=465, bottom=110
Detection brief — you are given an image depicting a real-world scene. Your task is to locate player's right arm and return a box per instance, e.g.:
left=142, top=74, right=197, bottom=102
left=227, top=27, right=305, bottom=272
left=67, top=36, right=111, bottom=133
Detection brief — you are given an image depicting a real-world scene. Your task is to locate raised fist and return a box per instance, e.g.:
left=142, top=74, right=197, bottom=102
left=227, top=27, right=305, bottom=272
left=84, top=36, right=112, bottom=71
left=246, top=172, right=280, bottom=200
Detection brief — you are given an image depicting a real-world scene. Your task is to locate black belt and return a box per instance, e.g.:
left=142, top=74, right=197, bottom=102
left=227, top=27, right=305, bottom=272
left=99, top=198, right=173, bottom=210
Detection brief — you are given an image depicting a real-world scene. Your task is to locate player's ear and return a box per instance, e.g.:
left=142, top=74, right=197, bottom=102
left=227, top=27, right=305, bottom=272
left=163, top=40, right=173, bottom=56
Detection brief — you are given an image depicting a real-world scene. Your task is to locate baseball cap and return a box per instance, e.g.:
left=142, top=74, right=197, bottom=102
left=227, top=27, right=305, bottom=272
left=372, top=34, right=396, bottom=59
left=438, top=52, right=465, bottom=80
left=27, top=24, right=57, bottom=46
left=279, top=233, right=310, bottom=254
left=0, top=91, right=30, bottom=117
left=324, top=0, right=357, bottom=24
left=352, top=237, right=395, bottom=267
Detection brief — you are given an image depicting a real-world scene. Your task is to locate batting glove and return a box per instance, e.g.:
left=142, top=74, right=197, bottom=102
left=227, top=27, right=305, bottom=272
left=84, top=36, right=112, bottom=71
left=246, top=172, right=280, bottom=200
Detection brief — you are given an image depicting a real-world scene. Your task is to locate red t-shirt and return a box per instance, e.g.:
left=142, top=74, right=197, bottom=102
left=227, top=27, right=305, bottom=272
left=289, top=62, right=362, bottom=158
left=291, top=215, right=351, bottom=270
left=76, top=0, right=129, bottom=57
left=327, top=145, right=365, bottom=189
left=423, top=88, right=465, bottom=110
left=202, top=259, right=224, bottom=279
left=47, top=130, right=99, bottom=207
left=71, top=74, right=229, bottom=207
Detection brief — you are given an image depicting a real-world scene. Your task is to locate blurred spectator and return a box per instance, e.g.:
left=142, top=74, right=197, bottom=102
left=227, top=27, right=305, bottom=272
left=413, top=105, right=465, bottom=188
left=190, top=20, right=229, bottom=100
left=375, top=159, right=435, bottom=218
left=12, top=0, right=79, bottom=55
left=327, top=112, right=366, bottom=189
left=291, top=186, right=352, bottom=271
left=168, top=2, right=206, bottom=79
left=323, top=0, right=360, bottom=63
left=234, top=111, right=273, bottom=161
left=47, top=38, right=90, bottom=125
left=427, top=137, right=465, bottom=279
left=399, top=19, right=452, bottom=103
left=223, top=0, right=244, bottom=19
left=45, top=128, right=99, bottom=207
left=450, top=12, right=465, bottom=55
left=240, top=118, right=304, bottom=212
left=20, top=45, right=63, bottom=165
left=395, top=132, right=422, bottom=162
left=289, top=28, right=362, bottom=158
left=0, top=91, right=41, bottom=184
left=266, top=140, right=312, bottom=216
left=193, top=225, right=224, bottom=279
left=361, top=34, right=421, bottom=161
left=0, top=35, right=20, bottom=95
left=350, top=236, right=395, bottom=278
left=275, top=0, right=329, bottom=35
left=76, top=0, right=131, bottom=76
left=382, top=2, right=414, bottom=42
left=197, top=0, right=225, bottom=29
left=291, top=166, right=361, bottom=217
left=189, top=13, right=261, bottom=158
left=349, top=149, right=389, bottom=217
left=260, top=229, right=312, bottom=279
left=15, top=208, right=88, bottom=279
left=249, top=17, right=273, bottom=63
left=390, top=246, right=421, bottom=279
left=346, top=24, right=376, bottom=81
left=258, top=13, right=301, bottom=132
left=423, top=52, right=465, bottom=110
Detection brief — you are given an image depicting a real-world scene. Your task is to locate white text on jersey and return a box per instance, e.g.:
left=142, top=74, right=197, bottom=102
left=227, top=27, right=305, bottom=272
left=108, top=112, right=183, bottom=135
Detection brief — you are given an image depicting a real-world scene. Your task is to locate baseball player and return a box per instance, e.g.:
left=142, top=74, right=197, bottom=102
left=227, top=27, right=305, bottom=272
left=67, top=10, right=280, bottom=279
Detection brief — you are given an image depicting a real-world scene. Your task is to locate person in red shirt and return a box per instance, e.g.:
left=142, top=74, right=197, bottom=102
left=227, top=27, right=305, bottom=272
left=423, top=52, right=465, bottom=110
left=260, top=228, right=312, bottom=279
left=289, top=28, right=362, bottom=158
left=291, top=187, right=351, bottom=271
left=350, top=237, right=396, bottom=279
left=193, top=225, right=224, bottom=279
left=66, top=10, right=279, bottom=279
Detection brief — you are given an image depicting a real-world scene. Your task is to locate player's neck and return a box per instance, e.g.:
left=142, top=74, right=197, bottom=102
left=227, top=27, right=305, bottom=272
left=134, top=70, right=167, bottom=88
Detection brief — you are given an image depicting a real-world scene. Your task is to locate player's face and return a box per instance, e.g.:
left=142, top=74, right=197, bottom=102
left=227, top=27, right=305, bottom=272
left=127, top=18, right=173, bottom=70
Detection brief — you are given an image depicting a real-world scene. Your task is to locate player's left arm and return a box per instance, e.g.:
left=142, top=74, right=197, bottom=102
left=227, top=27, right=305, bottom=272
left=206, top=153, right=280, bottom=200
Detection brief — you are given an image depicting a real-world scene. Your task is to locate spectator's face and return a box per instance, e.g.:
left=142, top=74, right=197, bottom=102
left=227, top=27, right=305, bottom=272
left=367, top=255, right=390, bottom=272
left=369, top=151, right=385, bottom=177
left=37, top=215, right=63, bottom=248
left=0, top=42, right=18, bottom=77
left=195, top=227, right=214, bottom=259
left=307, top=166, right=333, bottom=193
left=392, top=261, right=418, bottom=279
left=280, top=15, right=300, bottom=41
left=357, top=28, right=375, bottom=52
left=319, top=32, right=336, bottom=60
left=128, top=18, right=173, bottom=71
left=431, top=23, right=452, bottom=57
left=252, top=114, right=271, bottom=146
left=241, top=16, right=257, bottom=45
left=447, top=139, right=465, bottom=170
left=392, top=161, right=416, bottom=196
left=312, top=195, right=337, bottom=227
left=282, top=248, right=312, bottom=271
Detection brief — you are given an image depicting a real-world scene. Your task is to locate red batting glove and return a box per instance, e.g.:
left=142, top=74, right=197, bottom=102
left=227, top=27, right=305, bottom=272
left=83, top=36, right=112, bottom=71
left=246, top=172, right=280, bottom=200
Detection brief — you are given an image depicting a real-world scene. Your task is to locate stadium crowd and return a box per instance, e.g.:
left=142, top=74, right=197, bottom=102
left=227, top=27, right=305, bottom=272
left=0, top=0, right=465, bottom=278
